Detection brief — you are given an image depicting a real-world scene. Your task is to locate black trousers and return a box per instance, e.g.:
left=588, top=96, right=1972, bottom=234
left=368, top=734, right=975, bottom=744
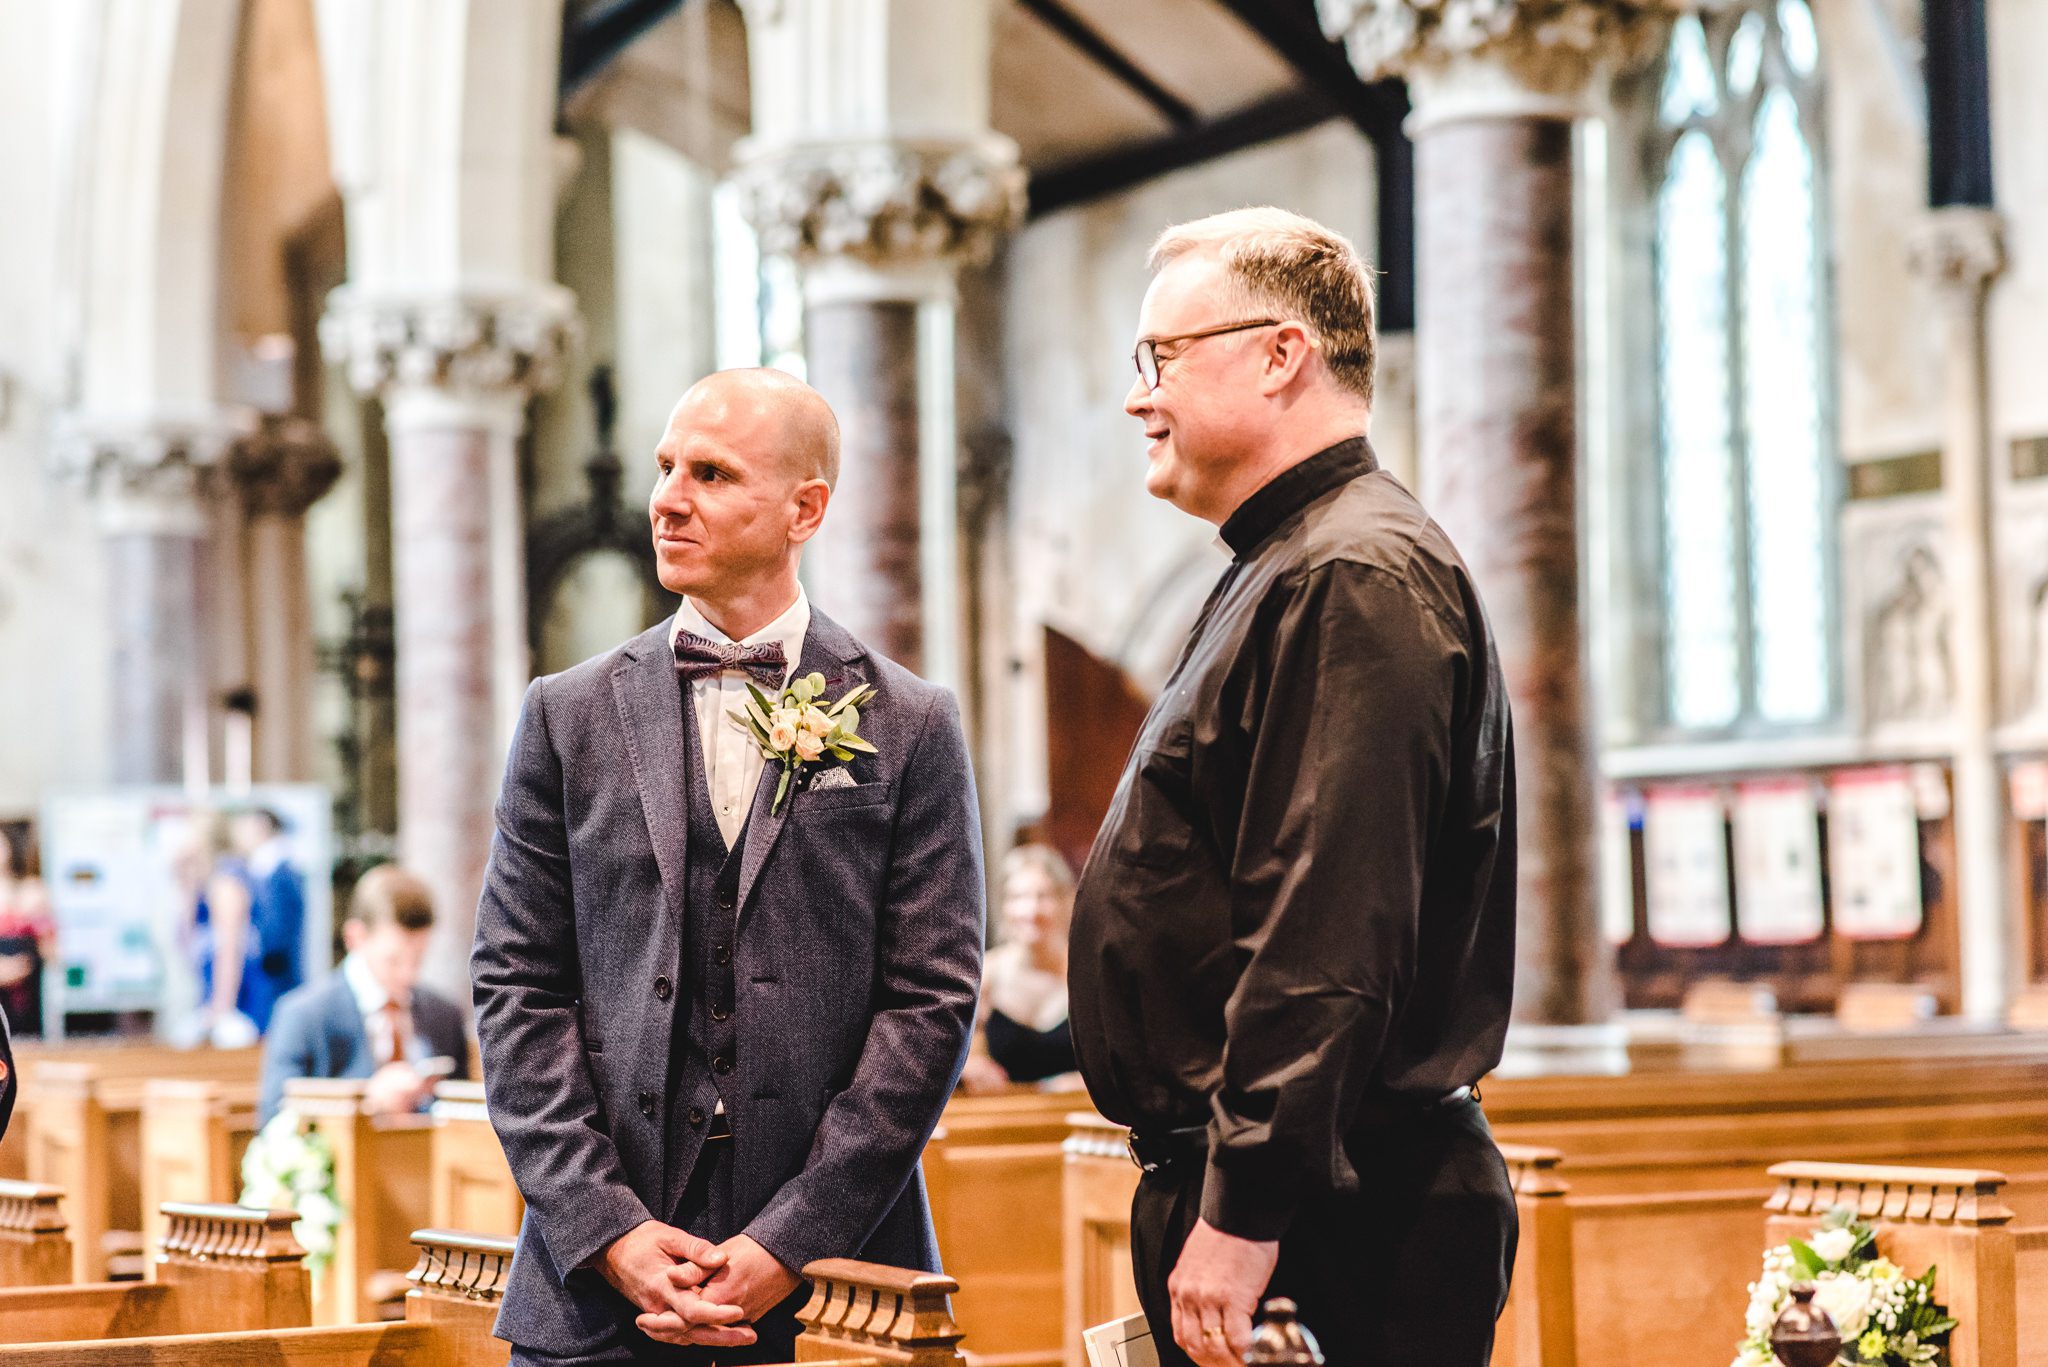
left=1129, top=1099, right=1517, bottom=1367
left=511, top=1135, right=806, bottom=1366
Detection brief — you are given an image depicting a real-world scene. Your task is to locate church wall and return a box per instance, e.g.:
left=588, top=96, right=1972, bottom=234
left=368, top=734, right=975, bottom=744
left=998, top=119, right=1376, bottom=822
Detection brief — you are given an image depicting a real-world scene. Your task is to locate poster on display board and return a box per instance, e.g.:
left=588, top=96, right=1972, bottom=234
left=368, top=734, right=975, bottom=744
left=1732, top=779, right=1826, bottom=944
left=1826, top=767, right=1924, bottom=940
left=39, top=786, right=333, bottom=1042
left=1643, top=785, right=1732, bottom=947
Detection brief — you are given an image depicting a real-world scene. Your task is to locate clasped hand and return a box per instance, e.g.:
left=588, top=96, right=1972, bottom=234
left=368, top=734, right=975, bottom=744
left=599, top=1220, right=800, bottom=1348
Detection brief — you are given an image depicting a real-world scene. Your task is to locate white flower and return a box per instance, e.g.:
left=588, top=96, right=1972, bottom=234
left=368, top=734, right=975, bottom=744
left=800, top=705, right=834, bottom=738
left=1811, top=1271, right=1875, bottom=1340
left=794, top=732, right=824, bottom=762
left=768, top=721, right=799, bottom=752
left=1810, top=1227, right=1857, bottom=1264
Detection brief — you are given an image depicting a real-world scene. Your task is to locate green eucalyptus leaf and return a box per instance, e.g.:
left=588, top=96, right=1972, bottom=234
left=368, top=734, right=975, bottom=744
left=838, top=735, right=878, bottom=754
left=774, top=767, right=791, bottom=813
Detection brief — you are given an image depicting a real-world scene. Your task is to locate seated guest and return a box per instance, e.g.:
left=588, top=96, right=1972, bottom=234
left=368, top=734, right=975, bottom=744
left=259, top=864, right=469, bottom=1124
left=0, top=824, right=54, bottom=1039
left=960, top=844, right=1078, bottom=1093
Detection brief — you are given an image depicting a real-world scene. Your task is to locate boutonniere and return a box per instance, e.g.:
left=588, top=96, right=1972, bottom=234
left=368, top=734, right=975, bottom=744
left=728, top=671, right=877, bottom=813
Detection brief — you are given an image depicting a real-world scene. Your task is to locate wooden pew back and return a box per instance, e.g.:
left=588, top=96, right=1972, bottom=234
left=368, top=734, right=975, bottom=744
left=427, top=1081, right=523, bottom=1236
left=1492, top=1146, right=1575, bottom=1367
left=139, top=1080, right=260, bottom=1255
left=286, top=1076, right=432, bottom=1324
left=0, top=1203, right=308, bottom=1344
left=0, top=1180, right=72, bottom=1287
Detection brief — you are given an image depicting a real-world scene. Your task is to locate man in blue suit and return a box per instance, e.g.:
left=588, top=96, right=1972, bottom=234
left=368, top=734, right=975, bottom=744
left=472, top=369, right=985, bottom=1363
left=229, top=807, right=306, bottom=1033
left=259, top=864, right=469, bottom=1124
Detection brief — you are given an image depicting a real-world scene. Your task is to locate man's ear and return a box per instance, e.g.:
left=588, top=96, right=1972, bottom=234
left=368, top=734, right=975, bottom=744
left=341, top=919, right=366, bottom=954
left=1258, top=321, right=1317, bottom=396
left=788, top=478, right=832, bottom=545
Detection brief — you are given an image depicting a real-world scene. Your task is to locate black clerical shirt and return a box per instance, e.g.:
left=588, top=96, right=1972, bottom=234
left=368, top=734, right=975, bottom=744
left=1068, top=436, right=1517, bottom=1243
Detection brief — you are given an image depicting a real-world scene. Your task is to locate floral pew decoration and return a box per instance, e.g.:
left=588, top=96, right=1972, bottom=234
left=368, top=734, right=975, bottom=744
left=1733, top=1205, right=1956, bottom=1367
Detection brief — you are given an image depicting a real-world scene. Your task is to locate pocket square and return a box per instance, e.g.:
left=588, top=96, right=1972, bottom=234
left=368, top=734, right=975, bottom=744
left=809, top=767, right=859, bottom=791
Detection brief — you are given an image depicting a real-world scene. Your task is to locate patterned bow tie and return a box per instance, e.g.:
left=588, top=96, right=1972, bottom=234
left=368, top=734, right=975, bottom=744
left=673, top=630, right=788, bottom=687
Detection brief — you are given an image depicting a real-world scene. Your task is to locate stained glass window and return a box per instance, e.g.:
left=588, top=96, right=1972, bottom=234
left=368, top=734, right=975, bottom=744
left=1650, top=0, right=1834, bottom=733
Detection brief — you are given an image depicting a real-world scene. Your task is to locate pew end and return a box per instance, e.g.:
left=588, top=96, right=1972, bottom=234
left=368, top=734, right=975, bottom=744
left=0, top=1180, right=73, bottom=1287
left=1765, top=1161, right=2020, bottom=1367
left=1493, top=1145, right=1576, bottom=1367
left=796, top=1259, right=966, bottom=1365
left=404, top=1228, right=515, bottom=1367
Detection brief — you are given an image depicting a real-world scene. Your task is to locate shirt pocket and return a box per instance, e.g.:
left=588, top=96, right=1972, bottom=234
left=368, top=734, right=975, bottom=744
left=1107, top=717, right=1200, bottom=871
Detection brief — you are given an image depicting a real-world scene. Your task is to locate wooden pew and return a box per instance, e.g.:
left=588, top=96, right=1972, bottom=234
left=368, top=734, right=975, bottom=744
left=1763, top=1161, right=2048, bottom=1367
left=283, top=1077, right=433, bottom=1325
left=0, top=1203, right=308, bottom=1343
left=1060, top=1114, right=1140, bottom=1367
left=0, top=1229, right=967, bottom=1367
left=1492, top=1146, right=1575, bottom=1367
left=138, top=1080, right=260, bottom=1256
left=923, top=1086, right=1088, bottom=1366
left=427, top=1080, right=522, bottom=1236
left=0, top=1180, right=72, bottom=1287
left=15, top=1049, right=264, bottom=1281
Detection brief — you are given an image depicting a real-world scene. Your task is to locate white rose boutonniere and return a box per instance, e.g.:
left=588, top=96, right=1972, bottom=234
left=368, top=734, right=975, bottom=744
left=729, top=671, right=876, bottom=813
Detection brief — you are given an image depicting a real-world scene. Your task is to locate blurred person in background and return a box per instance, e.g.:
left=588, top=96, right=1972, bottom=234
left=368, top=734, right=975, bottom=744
left=0, top=823, right=55, bottom=1038
left=227, top=807, right=306, bottom=1033
left=164, top=812, right=260, bottom=1049
left=960, top=844, right=1078, bottom=1093
left=259, top=863, right=468, bottom=1124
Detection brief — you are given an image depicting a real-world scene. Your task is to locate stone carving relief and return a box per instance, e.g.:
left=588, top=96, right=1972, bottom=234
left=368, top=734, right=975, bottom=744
left=1996, top=492, right=2048, bottom=730
left=226, top=415, right=342, bottom=518
left=319, top=289, right=579, bottom=397
left=1843, top=500, right=1953, bottom=733
left=732, top=141, right=1026, bottom=269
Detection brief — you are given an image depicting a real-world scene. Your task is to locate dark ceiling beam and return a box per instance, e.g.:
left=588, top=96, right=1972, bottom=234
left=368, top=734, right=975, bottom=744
left=1203, top=0, right=1406, bottom=141
left=1028, top=89, right=1336, bottom=219
left=560, top=0, right=686, bottom=103
left=1016, top=0, right=1199, bottom=131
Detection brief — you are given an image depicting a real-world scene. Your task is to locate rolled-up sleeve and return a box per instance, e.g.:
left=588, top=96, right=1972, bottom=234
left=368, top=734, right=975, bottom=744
left=1200, top=559, right=1456, bottom=1241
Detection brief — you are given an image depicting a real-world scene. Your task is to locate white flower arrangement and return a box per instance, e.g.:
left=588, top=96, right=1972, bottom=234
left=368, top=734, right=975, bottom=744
left=238, top=1109, right=342, bottom=1271
left=1733, top=1205, right=1955, bottom=1366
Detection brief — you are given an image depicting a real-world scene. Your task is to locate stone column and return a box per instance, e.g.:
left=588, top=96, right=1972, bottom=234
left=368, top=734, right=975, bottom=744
left=322, top=293, right=574, bottom=998
left=60, top=424, right=242, bottom=786
left=227, top=416, right=343, bottom=782
left=1321, top=0, right=1665, bottom=1030
left=1908, top=207, right=2012, bottom=1021
left=731, top=0, right=1024, bottom=685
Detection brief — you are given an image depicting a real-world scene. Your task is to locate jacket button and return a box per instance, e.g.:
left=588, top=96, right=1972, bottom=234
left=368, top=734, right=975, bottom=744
left=687, top=1107, right=706, bottom=1128
left=638, top=1092, right=658, bottom=1117
left=715, top=944, right=732, bottom=965
left=654, top=975, right=671, bottom=1001
left=718, top=892, right=736, bottom=911
left=710, top=1006, right=730, bottom=1023
left=712, top=1055, right=733, bottom=1076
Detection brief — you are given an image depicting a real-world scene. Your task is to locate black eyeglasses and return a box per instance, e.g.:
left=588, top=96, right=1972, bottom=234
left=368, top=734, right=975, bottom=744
left=1132, top=319, right=1282, bottom=390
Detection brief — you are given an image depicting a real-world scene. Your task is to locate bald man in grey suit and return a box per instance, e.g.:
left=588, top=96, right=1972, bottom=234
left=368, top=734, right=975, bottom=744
left=473, top=370, right=985, bottom=1364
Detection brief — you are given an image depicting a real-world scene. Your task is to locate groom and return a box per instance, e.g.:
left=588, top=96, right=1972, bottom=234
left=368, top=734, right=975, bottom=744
left=473, top=368, right=985, bottom=1363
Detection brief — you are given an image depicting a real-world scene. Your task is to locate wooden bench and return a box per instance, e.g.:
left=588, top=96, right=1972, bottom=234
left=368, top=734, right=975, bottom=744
left=282, top=1077, right=433, bottom=1324
left=0, top=1203, right=307, bottom=1343
left=0, top=1181, right=72, bottom=1287
left=923, top=1086, right=1088, bottom=1366
left=0, top=1229, right=969, bottom=1367
left=12, top=1050, right=263, bottom=1280
left=427, top=1080, right=523, bottom=1236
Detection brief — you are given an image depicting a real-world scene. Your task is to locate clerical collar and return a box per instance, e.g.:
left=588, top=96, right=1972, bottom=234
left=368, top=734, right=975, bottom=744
left=1218, top=436, right=1379, bottom=560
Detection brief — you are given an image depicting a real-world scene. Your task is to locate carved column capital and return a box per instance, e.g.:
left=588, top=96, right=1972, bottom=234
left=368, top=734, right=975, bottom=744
left=227, top=415, right=344, bottom=517
left=1907, top=206, right=2007, bottom=297
left=731, top=138, right=1026, bottom=273
left=319, top=287, right=580, bottom=400
left=1318, top=0, right=1679, bottom=125
left=54, top=414, right=250, bottom=534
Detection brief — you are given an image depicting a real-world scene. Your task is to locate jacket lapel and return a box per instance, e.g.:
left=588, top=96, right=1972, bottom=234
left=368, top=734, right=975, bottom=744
left=610, top=623, right=692, bottom=937
left=732, top=609, right=868, bottom=922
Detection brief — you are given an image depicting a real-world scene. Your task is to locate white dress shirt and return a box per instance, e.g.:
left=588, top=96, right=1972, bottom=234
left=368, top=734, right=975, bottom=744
left=343, top=951, right=423, bottom=1067
left=669, top=588, right=810, bottom=848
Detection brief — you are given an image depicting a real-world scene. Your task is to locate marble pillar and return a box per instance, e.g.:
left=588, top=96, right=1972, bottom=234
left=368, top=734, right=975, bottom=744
left=1908, top=207, right=2013, bottom=1021
left=732, top=0, right=1024, bottom=685
left=61, top=426, right=240, bottom=786
left=1321, top=0, right=1668, bottom=1027
left=322, top=292, right=573, bottom=999
left=228, top=416, right=342, bottom=782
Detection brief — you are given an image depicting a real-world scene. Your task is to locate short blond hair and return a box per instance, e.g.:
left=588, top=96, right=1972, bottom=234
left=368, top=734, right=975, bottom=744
left=1149, top=207, right=1377, bottom=407
left=348, top=863, right=436, bottom=933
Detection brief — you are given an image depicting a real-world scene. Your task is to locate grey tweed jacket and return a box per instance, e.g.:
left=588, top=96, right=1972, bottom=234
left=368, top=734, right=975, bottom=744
left=472, top=609, right=986, bottom=1354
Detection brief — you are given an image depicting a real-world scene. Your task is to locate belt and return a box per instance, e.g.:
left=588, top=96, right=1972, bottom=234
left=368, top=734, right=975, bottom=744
left=1126, top=1086, right=1479, bottom=1176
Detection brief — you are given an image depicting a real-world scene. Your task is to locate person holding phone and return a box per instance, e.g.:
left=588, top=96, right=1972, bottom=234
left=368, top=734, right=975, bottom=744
left=259, top=863, right=471, bottom=1123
